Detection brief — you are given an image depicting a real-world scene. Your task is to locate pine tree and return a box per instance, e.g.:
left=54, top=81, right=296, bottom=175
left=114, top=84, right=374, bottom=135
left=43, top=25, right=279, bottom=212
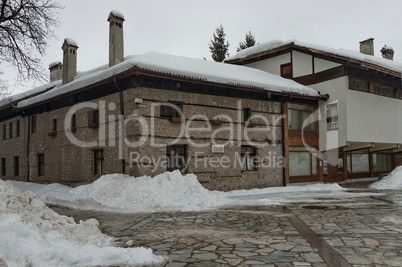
left=237, top=30, right=257, bottom=52
left=209, top=24, right=230, bottom=62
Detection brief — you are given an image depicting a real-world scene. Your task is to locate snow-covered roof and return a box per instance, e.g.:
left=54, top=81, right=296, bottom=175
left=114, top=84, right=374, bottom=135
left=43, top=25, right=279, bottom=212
left=5, top=52, right=319, bottom=110
left=0, top=81, right=60, bottom=110
left=225, top=39, right=402, bottom=75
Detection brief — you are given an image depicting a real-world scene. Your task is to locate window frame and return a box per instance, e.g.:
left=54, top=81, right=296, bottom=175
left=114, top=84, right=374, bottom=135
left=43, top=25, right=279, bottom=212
left=15, top=120, right=20, bottom=137
left=160, top=102, right=183, bottom=120
left=1, top=158, right=6, bottom=176
left=94, top=149, right=104, bottom=176
left=166, top=145, right=187, bottom=173
left=240, top=145, right=258, bottom=171
left=288, top=146, right=319, bottom=177
left=287, top=103, right=318, bottom=137
left=280, top=63, right=293, bottom=79
left=13, top=156, right=19, bottom=177
left=37, top=154, right=45, bottom=176
left=31, top=115, right=37, bottom=134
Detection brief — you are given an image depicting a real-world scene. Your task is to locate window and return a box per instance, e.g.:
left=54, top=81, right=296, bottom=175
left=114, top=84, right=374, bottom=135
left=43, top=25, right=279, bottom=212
left=373, top=151, right=393, bottom=173
left=31, top=115, right=37, bottom=133
left=2, top=125, right=5, bottom=140
left=88, top=110, right=100, bottom=128
left=243, top=108, right=252, bottom=122
left=347, top=149, right=369, bottom=174
left=326, top=103, right=338, bottom=131
left=289, top=147, right=318, bottom=177
left=8, top=122, right=12, bottom=139
left=1, top=158, right=5, bottom=176
left=16, top=120, right=20, bottom=137
left=71, top=114, right=77, bottom=129
left=94, top=150, right=104, bottom=175
left=37, top=154, right=44, bottom=176
left=281, top=63, right=292, bottom=79
left=160, top=102, right=183, bottom=120
left=52, top=119, right=58, bottom=132
left=349, top=78, right=369, bottom=92
left=373, top=84, right=395, bottom=97
left=287, top=103, right=317, bottom=133
left=13, top=156, right=19, bottom=177
left=396, top=89, right=402, bottom=99
left=166, top=145, right=187, bottom=173
left=240, top=145, right=258, bottom=171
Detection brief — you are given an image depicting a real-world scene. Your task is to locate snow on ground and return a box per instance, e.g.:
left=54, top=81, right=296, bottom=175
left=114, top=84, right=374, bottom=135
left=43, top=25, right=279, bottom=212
left=10, top=170, right=349, bottom=214
left=370, top=166, right=402, bottom=190
left=0, top=179, right=165, bottom=267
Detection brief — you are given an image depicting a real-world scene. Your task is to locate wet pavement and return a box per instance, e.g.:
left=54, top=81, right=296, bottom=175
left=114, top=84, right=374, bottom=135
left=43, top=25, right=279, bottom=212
left=52, top=185, right=402, bottom=267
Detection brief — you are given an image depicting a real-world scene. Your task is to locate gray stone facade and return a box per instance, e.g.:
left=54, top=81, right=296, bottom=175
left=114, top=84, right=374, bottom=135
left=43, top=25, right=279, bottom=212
left=0, top=86, right=285, bottom=191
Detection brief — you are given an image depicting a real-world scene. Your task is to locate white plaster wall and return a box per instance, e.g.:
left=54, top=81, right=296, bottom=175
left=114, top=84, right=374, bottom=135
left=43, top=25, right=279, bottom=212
left=346, top=90, right=402, bottom=143
left=246, top=53, right=291, bottom=76
left=293, top=51, right=313, bottom=78
left=310, top=76, right=349, bottom=151
left=314, top=58, right=341, bottom=73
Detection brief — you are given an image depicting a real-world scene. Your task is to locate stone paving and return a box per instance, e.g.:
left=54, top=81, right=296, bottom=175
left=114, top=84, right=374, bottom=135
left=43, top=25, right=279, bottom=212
left=52, top=186, right=402, bottom=267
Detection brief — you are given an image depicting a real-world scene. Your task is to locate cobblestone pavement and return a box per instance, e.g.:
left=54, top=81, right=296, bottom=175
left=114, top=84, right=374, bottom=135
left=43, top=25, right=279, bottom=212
left=52, top=186, right=402, bottom=267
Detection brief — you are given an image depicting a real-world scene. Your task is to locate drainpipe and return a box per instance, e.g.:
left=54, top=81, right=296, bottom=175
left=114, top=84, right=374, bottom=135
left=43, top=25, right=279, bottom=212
left=113, top=77, right=126, bottom=174
left=26, top=114, right=31, bottom=182
left=281, top=99, right=287, bottom=186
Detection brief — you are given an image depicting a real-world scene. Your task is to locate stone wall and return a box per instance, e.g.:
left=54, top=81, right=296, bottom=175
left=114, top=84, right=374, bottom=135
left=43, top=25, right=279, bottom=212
left=0, top=85, right=285, bottom=190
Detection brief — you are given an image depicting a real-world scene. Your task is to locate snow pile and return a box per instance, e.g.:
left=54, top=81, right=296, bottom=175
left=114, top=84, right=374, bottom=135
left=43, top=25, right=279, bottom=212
left=13, top=170, right=231, bottom=213
left=0, top=179, right=165, bottom=267
left=370, top=166, right=402, bottom=190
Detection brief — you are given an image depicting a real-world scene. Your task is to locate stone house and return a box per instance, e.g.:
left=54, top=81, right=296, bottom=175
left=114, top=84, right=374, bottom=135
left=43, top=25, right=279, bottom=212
left=0, top=11, right=324, bottom=191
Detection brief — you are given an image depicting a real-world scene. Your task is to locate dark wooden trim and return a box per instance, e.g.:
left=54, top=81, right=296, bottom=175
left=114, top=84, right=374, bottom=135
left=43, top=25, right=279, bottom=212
left=293, top=66, right=346, bottom=85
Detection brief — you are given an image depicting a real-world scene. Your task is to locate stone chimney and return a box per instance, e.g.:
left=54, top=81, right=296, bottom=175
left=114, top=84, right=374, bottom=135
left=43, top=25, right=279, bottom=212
left=62, top=38, right=78, bottom=85
left=359, top=38, right=374, bottom=56
left=381, top=45, right=394, bottom=60
left=108, top=10, right=125, bottom=67
left=49, top=61, right=63, bottom=82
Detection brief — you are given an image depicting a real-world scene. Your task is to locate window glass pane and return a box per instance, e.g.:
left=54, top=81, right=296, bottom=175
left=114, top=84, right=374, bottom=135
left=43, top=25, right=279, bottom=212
left=312, top=153, right=318, bottom=175
left=289, top=151, right=311, bottom=176
left=373, top=154, right=392, bottom=172
left=350, top=153, right=369, bottom=173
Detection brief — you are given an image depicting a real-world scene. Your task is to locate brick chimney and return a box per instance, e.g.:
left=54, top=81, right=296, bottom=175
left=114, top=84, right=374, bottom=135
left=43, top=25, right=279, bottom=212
left=381, top=45, right=394, bottom=60
left=49, top=61, right=63, bottom=82
left=108, top=10, right=125, bottom=67
left=62, top=38, right=78, bottom=85
left=359, top=38, right=374, bottom=56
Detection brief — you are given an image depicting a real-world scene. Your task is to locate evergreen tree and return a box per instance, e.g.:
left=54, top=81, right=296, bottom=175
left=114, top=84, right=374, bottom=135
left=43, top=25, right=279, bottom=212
left=209, top=24, right=230, bottom=62
left=237, top=30, right=257, bottom=52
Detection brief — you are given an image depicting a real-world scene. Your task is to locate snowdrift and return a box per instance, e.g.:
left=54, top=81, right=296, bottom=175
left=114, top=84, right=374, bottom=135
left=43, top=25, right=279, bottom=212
left=370, top=166, right=402, bottom=190
left=12, top=170, right=231, bottom=213
left=0, top=179, right=165, bottom=267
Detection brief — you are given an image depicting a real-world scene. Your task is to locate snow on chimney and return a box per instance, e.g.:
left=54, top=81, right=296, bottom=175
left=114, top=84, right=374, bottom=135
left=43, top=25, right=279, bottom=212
left=359, top=38, right=374, bottom=56
left=108, top=10, right=125, bottom=67
left=381, top=45, right=394, bottom=60
left=49, top=61, right=63, bottom=82
left=62, top=38, right=78, bottom=85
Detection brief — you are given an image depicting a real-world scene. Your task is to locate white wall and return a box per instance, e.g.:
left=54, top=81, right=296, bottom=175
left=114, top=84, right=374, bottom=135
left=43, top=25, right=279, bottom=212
left=247, top=53, right=291, bottom=76
left=293, top=51, right=313, bottom=77
left=311, top=77, right=349, bottom=151
left=314, top=58, right=341, bottom=73
left=346, top=90, right=402, bottom=144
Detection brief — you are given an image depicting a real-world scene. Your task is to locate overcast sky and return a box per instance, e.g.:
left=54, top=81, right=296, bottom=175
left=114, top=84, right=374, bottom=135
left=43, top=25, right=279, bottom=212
left=4, top=0, right=402, bottom=94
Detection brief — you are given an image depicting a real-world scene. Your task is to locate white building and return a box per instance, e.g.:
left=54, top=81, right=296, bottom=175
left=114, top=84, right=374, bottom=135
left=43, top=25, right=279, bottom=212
left=225, top=38, right=402, bottom=183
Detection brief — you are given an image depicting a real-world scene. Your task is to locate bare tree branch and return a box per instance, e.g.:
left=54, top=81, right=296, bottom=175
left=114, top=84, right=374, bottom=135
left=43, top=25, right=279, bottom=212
left=0, top=0, right=62, bottom=84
